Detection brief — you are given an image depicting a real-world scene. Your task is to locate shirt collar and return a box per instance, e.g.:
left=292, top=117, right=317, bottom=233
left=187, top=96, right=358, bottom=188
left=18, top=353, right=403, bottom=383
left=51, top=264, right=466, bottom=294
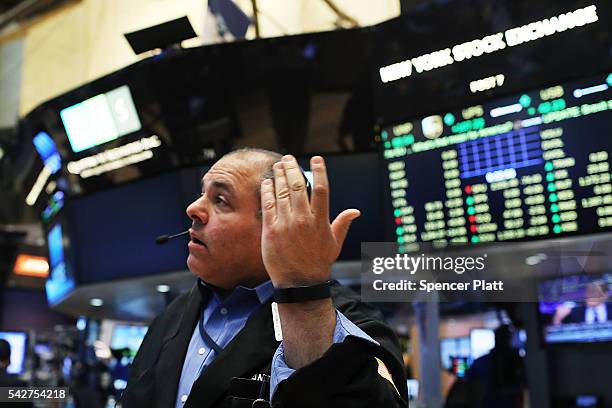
left=197, top=278, right=273, bottom=305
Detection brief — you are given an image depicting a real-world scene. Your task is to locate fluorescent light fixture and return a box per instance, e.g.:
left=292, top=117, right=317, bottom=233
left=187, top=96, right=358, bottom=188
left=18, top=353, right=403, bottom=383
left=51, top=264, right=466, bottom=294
left=25, top=165, right=52, bottom=206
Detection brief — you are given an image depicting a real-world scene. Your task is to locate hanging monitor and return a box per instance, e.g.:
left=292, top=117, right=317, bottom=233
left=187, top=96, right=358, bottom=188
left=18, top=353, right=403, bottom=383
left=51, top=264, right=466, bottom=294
left=60, top=85, right=142, bottom=153
left=45, top=223, right=76, bottom=305
left=380, top=71, right=612, bottom=249
left=538, top=273, right=611, bottom=344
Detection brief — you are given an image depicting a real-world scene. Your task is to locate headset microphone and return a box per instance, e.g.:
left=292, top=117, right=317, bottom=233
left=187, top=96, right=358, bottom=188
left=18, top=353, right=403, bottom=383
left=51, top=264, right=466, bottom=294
left=155, top=230, right=189, bottom=245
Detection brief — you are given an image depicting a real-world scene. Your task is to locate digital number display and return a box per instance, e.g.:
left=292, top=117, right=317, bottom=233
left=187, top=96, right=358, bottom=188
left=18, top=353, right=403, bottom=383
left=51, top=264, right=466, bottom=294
left=382, top=72, right=612, bottom=250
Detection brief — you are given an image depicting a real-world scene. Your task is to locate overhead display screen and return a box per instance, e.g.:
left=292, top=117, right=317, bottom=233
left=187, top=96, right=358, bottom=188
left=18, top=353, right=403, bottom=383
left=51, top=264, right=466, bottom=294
left=381, top=71, right=612, bottom=250
left=539, top=273, right=611, bottom=344
left=45, top=223, right=76, bottom=305
left=371, top=1, right=612, bottom=127
left=60, top=85, right=142, bottom=153
left=21, top=28, right=373, bottom=199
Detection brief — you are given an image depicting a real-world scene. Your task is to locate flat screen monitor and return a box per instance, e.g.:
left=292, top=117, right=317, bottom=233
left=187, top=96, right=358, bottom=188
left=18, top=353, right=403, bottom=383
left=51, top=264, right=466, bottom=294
left=60, top=85, right=141, bottom=153
left=470, top=328, right=495, bottom=360
left=451, top=356, right=471, bottom=378
left=108, top=325, right=147, bottom=392
left=407, top=379, right=419, bottom=400
left=538, top=273, right=612, bottom=343
left=440, top=336, right=470, bottom=370
left=45, top=222, right=76, bottom=305
left=0, top=332, right=27, bottom=375
left=111, top=325, right=148, bottom=357
left=381, top=71, right=612, bottom=249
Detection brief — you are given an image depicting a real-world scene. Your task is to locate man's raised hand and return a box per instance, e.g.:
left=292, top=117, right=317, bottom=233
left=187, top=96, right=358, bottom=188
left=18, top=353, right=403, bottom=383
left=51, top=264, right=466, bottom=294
left=260, top=155, right=360, bottom=288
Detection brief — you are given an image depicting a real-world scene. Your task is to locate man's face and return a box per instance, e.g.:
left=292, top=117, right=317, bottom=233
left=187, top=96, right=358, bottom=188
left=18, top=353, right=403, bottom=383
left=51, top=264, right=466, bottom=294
left=185, top=155, right=267, bottom=289
left=585, top=283, right=609, bottom=308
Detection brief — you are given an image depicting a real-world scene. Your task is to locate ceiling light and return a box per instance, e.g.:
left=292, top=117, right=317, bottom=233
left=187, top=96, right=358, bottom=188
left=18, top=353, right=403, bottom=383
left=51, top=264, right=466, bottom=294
left=90, top=298, right=104, bottom=307
left=525, top=253, right=547, bottom=266
left=156, top=284, right=171, bottom=293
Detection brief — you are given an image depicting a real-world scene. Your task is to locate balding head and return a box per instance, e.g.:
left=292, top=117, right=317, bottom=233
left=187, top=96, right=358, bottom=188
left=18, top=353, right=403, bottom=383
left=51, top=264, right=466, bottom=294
left=186, top=148, right=284, bottom=288
left=585, top=281, right=609, bottom=307
left=221, top=148, right=283, bottom=216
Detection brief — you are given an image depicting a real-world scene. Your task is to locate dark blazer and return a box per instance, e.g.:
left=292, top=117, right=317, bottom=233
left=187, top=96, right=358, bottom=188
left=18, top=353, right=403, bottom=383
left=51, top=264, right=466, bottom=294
left=0, top=370, right=33, bottom=408
left=121, top=281, right=407, bottom=408
left=564, top=303, right=611, bottom=324
left=0, top=369, right=27, bottom=387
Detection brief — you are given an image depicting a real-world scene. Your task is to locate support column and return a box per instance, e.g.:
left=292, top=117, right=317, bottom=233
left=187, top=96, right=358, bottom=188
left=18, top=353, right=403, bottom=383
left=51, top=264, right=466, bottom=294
left=414, top=301, right=442, bottom=408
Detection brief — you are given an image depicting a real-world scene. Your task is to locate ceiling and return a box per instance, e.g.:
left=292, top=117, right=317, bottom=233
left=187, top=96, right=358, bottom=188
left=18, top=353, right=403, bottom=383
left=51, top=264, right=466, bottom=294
left=0, top=0, right=77, bottom=31
left=0, top=0, right=24, bottom=15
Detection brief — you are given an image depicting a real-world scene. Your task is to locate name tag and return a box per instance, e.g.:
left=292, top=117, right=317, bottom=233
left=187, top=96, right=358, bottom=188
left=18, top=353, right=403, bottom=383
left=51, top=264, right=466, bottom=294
left=272, top=302, right=283, bottom=341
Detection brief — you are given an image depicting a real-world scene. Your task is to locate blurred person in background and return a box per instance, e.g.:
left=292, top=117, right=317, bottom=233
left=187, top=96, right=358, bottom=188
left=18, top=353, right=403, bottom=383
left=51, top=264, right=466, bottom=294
left=0, top=339, right=26, bottom=388
left=553, top=281, right=610, bottom=325
left=446, top=325, right=525, bottom=408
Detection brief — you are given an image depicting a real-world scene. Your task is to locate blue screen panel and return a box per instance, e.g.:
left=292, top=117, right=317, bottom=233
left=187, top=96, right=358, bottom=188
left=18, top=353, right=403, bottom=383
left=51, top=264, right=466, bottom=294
left=60, top=85, right=141, bottom=153
left=45, top=223, right=76, bottom=305
left=33, top=131, right=61, bottom=174
left=0, top=332, right=27, bottom=375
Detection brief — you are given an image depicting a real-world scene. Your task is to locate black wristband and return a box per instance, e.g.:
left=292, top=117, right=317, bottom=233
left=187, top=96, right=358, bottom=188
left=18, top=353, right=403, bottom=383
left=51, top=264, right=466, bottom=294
left=273, top=280, right=333, bottom=303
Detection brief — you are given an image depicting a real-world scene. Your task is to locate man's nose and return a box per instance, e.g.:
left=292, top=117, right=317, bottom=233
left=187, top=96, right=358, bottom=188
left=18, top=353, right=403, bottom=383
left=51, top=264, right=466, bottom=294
left=186, top=197, right=208, bottom=225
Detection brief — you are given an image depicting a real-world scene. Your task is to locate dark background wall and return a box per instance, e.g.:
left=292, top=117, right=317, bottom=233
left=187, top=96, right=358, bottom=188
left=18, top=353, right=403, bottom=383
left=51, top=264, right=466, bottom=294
left=548, top=348, right=612, bottom=407
left=0, top=287, right=73, bottom=331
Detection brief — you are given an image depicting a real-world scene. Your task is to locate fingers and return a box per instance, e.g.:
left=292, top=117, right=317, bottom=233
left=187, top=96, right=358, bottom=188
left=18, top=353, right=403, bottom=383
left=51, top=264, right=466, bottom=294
left=273, top=162, right=291, bottom=219
left=261, top=178, right=276, bottom=225
left=310, top=156, right=329, bottom=221
left=281, top=155, right=310, bottom=213
left=271, top=155, right=331, bottom=224
left=331, top=209, right=360, bottom=247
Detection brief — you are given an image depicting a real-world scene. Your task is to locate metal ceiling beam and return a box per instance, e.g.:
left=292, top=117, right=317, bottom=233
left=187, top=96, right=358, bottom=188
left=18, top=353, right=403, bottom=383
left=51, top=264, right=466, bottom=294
left=321, top=0, right=359, bottom=28
left=0, top=0, right=71, bottom=32
left=0, top=0, right=40, bottom=30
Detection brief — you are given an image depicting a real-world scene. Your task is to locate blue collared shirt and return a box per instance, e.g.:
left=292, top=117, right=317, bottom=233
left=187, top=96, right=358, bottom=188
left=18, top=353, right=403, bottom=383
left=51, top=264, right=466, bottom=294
left=269, top=309, right=378, bottom=398
left=175, top=279, right=376, bottom=407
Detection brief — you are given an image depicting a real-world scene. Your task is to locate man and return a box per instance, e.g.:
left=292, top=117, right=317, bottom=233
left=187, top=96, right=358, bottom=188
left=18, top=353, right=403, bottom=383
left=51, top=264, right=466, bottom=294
left=121, top=149, right=407, bottom=407
left=553, top=281, right=611, bottom=325
left=450, top=325, right=526, bottom=408
left=0, top=339, right=33, bottom=408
